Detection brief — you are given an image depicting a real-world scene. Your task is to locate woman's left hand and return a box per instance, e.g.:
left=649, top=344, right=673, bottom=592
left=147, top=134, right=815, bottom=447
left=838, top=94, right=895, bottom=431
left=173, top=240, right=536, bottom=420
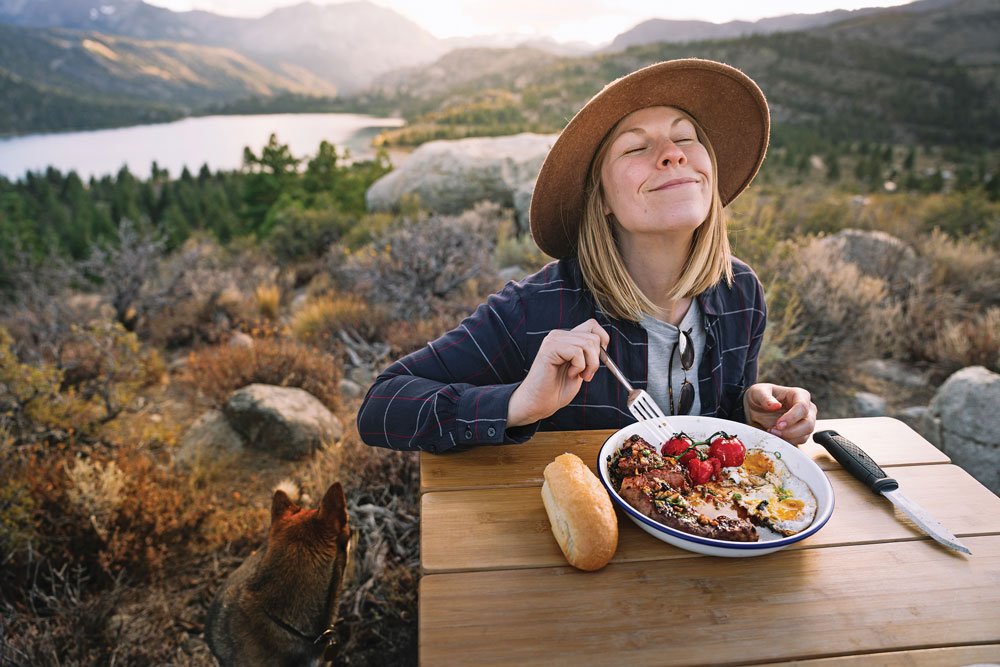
left=743, top=383, right=817, bottom=445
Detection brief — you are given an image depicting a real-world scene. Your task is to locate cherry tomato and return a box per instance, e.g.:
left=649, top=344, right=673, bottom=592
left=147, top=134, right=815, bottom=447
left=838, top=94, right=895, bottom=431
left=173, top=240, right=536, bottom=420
left=708, top=433, right=746, bottom=468
left=661, top=433, right=694, bottom=458
left=686, top=457, right=722, bottom=485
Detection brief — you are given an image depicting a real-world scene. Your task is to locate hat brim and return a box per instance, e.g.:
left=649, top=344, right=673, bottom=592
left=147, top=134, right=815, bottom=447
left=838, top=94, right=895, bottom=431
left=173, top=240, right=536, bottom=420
left=529, top=59, right=769, bottom=259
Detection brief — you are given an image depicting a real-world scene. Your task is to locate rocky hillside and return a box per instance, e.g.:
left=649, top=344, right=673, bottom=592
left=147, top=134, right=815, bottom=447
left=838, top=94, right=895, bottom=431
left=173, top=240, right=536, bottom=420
left=358, top=0, right=1000, bottom=149
left=0, top=0, right=448, bottom=93
left=0, top=22, right=340, bottom=134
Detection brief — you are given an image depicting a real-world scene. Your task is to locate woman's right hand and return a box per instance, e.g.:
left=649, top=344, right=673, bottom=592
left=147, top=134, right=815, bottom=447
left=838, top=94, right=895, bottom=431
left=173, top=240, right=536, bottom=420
left=507, top=319, right=610, bottom=427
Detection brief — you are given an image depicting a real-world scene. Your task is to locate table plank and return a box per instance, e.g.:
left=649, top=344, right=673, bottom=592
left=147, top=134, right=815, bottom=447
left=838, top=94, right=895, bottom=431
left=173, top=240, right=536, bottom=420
left=759, top=645, right=1000, bottom=666
left=421, top=464, right=1000, bottom=573
left=420, top=417, right=949, bottom=493
left=419, top=536, right=1000, bottom=667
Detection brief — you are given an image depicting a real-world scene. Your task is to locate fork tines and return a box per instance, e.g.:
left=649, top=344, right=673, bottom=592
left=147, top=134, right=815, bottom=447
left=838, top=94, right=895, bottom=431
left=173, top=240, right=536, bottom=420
left=630, top=395, right=663, bottom=421
left=628, top=392, right=674, bottom=447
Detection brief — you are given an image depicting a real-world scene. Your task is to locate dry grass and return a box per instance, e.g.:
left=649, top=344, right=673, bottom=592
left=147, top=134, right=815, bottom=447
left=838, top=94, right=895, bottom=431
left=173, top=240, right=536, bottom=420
left=291, top=293, right=392, bottom=344
left=254, top=283, right=281, bottom=321
left=918, top=229, right=1000, bottom=306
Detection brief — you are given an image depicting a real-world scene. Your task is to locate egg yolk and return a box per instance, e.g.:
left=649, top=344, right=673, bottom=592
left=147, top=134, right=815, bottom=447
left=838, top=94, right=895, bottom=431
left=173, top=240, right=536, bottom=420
left=743, top=451, right=774, bottom=477
left=775, top=498, right=805, bottom=520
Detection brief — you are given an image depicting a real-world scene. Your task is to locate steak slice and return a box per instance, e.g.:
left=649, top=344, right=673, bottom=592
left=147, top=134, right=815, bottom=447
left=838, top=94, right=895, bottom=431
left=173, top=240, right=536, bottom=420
left=618, top=474, right=758, bottom=542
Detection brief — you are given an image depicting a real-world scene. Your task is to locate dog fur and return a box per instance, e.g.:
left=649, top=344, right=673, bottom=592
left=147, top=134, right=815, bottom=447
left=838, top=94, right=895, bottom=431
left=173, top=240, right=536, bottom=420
left=206, top=481, right=351, bottom=667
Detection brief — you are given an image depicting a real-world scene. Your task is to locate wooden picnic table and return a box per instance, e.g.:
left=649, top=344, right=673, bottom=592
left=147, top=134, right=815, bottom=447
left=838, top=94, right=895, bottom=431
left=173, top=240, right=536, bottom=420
left=418, top=417, right=1000, bottom=666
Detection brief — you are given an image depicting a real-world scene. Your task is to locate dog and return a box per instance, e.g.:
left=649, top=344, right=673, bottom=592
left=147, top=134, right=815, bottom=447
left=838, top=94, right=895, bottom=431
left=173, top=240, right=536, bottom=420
left=206, top=481, right=352, bottom=667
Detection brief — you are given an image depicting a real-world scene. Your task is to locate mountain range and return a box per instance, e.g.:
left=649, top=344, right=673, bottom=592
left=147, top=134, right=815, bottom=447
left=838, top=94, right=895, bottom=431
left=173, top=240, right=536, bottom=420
left=362, top=0, right=1000, bottom=149
left=0, top=0, right=998, bottom=145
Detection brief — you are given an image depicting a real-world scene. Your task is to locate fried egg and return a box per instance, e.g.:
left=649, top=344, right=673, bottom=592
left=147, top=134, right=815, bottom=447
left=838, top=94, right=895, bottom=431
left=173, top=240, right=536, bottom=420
left=732, top=449, right=817, bottom=536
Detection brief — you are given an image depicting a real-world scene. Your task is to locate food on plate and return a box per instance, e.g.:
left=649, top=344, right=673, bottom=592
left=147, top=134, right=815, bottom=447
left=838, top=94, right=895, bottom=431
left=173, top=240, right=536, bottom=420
left=607, top=432, right=817, bottom=542
left=541, top=453, right=618, bottom=571
left=723, top=449, right=818, bottom=535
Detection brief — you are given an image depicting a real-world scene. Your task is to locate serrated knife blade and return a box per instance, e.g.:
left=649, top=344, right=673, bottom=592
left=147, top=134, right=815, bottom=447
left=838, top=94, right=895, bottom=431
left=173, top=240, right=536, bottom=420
left=813, top=430, right=971, bottom=555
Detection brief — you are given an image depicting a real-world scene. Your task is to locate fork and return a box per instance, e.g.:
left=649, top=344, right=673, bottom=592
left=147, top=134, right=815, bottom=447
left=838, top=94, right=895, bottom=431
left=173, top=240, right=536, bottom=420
left=598, top=347, right=675, bottom=446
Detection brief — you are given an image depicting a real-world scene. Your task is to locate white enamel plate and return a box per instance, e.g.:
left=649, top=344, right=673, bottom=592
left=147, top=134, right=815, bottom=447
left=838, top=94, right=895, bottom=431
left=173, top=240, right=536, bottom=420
left=597, top=415, right=835, bottom=558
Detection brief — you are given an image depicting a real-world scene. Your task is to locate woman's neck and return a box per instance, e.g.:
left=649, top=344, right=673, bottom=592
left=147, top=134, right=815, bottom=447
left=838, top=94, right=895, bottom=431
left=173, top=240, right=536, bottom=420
left=619, top=231, right=694, bottom=326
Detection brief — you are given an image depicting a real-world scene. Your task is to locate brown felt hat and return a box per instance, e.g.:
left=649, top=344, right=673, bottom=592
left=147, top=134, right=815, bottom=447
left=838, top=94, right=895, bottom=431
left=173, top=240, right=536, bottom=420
left=529, top=58, right=769, bottom=259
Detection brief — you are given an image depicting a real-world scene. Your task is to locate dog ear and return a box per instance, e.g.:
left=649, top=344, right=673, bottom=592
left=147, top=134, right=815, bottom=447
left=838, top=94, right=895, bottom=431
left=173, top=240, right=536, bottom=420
left=271, top=489, right=298, bottom=524
left=319, top=482, right=349, bottom=536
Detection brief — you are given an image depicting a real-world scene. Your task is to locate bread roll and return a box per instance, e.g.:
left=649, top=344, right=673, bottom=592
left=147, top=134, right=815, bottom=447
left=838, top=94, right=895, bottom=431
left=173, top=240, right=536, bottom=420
left=541, top=453, right=618, bottom=571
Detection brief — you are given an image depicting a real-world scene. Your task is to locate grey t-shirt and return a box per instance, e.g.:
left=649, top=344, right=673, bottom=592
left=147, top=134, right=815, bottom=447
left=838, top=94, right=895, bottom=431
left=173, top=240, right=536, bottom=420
left=639, top=300, right=705, bottom=416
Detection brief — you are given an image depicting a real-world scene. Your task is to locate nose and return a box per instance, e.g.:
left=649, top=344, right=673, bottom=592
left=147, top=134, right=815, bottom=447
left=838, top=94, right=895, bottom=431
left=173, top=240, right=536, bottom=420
left=657, top=139, right=685, bottom=167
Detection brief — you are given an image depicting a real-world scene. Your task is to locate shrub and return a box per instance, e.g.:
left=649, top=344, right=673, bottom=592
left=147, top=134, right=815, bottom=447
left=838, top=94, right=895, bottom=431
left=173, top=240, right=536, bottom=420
left=0, top=437, right=223, bottom=665
left=0, top=244, right=82, bottom=363
left=57, top=322, right=164, bottom=427
left=0, top=327, right=71, bottom=439
left=494, top=219, right=550, bottom=273
left=96, top=451, right=213, bottom=579
left=757, top=239, right=891, bottom=412
left=1, top=323, right=161, bottom=443
left=64, top=458, right=126, bottom=542
left=920, top=190, right=1000, bottom=247
left=339, top=211, right=398, bottom=250
left=80, top=219, right=167, bottom=331
left=267, top=204, right=358, bottom=264
left=340, top=203, right=503, bottom=320
left=138, top=238, right=275, bottom=348
left=182, top=335, right=342, bottom=412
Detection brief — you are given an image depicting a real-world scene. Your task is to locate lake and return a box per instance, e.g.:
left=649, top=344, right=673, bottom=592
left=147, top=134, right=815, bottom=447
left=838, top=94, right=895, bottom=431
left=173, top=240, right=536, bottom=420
left=0, top=113, right=405, bottom=181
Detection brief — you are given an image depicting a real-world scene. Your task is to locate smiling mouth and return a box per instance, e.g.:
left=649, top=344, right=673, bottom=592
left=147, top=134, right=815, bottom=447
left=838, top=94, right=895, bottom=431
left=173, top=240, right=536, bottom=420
left=649, top=177, right=699, bottom=192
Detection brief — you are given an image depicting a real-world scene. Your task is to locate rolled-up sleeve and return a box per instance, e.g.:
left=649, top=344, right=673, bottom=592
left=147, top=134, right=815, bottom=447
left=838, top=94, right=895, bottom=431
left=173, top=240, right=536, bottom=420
left=357, top=282, right=538, bottom=452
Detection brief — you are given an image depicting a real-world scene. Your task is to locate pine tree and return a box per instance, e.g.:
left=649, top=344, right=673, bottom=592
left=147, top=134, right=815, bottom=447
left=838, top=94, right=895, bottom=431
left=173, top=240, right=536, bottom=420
left=241, top=134, right=301, bottom=235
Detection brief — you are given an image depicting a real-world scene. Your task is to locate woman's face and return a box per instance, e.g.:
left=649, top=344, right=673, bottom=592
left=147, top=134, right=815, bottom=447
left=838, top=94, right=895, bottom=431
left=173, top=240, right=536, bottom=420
left=599, top=106, right=713, bottom=238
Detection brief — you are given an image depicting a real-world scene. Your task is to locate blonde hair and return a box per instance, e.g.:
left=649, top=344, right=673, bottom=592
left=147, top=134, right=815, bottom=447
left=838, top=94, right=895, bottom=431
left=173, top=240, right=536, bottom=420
left=577, top=108, right=734, bottom=322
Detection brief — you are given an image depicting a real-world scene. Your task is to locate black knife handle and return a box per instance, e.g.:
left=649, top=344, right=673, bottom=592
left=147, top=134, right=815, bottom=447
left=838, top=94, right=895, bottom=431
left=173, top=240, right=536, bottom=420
left=813, top=430, right=899, bottom=495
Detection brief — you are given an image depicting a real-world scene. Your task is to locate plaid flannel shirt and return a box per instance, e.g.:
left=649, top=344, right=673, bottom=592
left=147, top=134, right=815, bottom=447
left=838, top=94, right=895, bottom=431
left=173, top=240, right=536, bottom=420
left=357, top=256, right=766, bottom=453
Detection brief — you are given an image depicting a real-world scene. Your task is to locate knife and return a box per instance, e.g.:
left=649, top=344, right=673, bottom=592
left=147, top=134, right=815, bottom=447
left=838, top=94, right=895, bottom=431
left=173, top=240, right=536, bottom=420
left=813, top=429, right=971, bottom=555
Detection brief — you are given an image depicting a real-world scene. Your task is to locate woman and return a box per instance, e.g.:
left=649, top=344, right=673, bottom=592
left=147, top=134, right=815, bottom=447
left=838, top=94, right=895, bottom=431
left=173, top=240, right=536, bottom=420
left=358, top=58, right=817, bottom=453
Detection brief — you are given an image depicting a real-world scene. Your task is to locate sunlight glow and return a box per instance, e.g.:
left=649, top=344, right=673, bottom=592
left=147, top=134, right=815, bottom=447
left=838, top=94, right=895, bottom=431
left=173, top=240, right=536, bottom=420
left=146, top=0, right=918, bottom=45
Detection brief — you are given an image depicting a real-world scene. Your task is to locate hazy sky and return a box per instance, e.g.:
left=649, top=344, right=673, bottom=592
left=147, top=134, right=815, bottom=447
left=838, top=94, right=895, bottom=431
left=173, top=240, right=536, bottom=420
left=145, top=0, right=916, bottom=44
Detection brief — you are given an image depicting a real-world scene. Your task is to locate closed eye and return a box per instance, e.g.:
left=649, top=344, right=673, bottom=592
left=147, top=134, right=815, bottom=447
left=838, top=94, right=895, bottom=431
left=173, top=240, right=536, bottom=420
left=622, top=145, right=647, bottom=155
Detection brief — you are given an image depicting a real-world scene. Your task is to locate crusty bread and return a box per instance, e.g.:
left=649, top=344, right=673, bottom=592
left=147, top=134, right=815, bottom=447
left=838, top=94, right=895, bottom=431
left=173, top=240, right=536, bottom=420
left=541, top=453, right=618, bottom=571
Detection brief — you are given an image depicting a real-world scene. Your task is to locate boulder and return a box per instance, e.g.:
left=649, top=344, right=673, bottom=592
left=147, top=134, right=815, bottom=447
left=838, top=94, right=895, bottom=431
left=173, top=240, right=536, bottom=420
left=366, top=133, right=556, bottom=232
left=175, top=410, right=245, bottom=467
left=228, top=332, right=254, bottom=349
left=893, top=406, right=937, bottom=443
left=339, top=378, right=365, bottom=399
left=928, top=366, right=1000, bottom=494
left=224, top=384, right=343, bottom=460
left=857, top=358, right=928, bottom=388
left=815, top=229, right=923, bottom=296
left=853, top=391, right=887, bottom=417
